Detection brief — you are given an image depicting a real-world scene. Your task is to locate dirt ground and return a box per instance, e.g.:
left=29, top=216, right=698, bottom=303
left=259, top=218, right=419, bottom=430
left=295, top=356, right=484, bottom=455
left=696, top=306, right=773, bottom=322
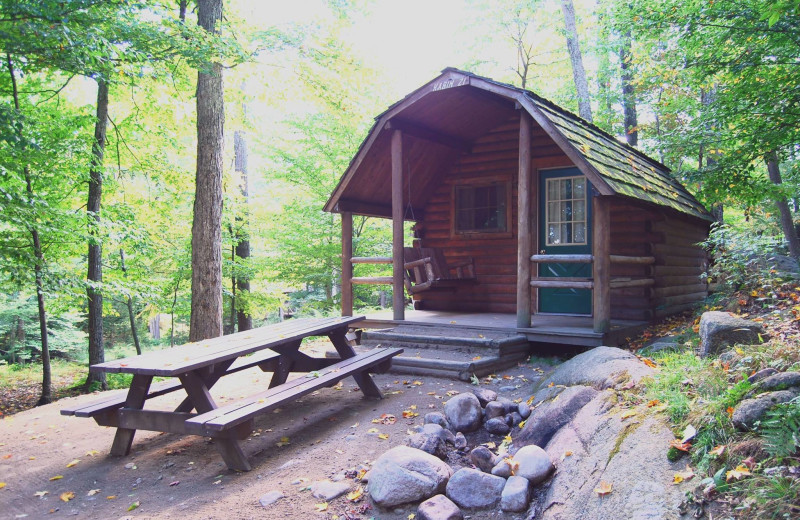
left=0, top=342, right=550, bottom=520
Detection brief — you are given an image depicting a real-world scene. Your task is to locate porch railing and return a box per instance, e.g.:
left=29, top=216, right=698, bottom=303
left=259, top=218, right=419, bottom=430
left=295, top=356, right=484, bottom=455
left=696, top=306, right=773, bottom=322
left=530, top=254, right=655, bottom=290
left=349, top=256, right=433, bottom=293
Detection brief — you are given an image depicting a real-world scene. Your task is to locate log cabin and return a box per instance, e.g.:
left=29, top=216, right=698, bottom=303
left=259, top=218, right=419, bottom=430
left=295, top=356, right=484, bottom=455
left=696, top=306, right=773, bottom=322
left=324, top=69, right=712, bottom=347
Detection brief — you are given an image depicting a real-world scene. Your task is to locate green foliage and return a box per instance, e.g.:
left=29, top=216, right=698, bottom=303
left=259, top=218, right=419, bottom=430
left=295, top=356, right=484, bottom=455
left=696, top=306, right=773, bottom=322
left=703, top=222, right=794, bottom=292
left=759, top=396, right=800, bottom=460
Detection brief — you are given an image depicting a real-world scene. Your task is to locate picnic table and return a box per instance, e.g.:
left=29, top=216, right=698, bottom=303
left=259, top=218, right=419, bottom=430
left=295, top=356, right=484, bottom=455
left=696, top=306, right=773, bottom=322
left=61, top=316, right=402, bottom=471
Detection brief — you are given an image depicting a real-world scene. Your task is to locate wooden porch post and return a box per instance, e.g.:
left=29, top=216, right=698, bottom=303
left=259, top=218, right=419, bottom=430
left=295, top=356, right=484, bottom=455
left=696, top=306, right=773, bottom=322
left=341, top=211, right=353, bottom=317
left=516, top=112, right=533, bottom=328
left=391, top=129, right=405, bottom=320
left=592, top=195, right=610, bottom=333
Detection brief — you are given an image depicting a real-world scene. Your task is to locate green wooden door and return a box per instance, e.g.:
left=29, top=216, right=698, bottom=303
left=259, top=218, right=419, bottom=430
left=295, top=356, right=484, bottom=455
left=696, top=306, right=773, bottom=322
left=538, top=168, right=592, bottom=314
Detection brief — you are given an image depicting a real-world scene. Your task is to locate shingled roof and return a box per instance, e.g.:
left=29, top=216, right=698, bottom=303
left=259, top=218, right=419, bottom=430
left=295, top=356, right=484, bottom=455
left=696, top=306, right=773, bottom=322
left=325, top=68, right=711, bottom=222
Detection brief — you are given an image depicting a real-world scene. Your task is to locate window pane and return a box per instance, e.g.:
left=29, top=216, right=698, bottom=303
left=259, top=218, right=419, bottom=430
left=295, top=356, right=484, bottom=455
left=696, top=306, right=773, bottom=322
left=562, top=223, right=572, bottom=244
left=548, top=224, right=560, bottom=245
left=548, top=180, right=558, bottom=200
left=574, top=200, right=585, bottom=221
left=574, top=178, right=585, bottom=198
left=454, top=183, right=507, bottom=234
left=574, top=223, right=585, bottom=243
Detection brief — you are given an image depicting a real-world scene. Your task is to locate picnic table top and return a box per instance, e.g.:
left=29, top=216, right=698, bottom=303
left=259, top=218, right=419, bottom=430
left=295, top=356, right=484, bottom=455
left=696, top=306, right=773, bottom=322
left=91, top=316, right=365, bottom=377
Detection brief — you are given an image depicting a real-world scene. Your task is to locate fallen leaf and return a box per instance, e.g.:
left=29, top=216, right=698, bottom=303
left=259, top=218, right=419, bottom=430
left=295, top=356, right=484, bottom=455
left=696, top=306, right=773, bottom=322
left=620, top=410, right=637, bottom=420
left=741, top=456, right=757, bottom=470
left=315, top=502, right=329, bottom=512
left=594, top=480, right=613, bottom=496
left=106, top=495, right=117, bottom=500
left=709, top=445, right=726, bottom=457
left=548, top=382, right=555, bottom=387
left=673, top=465, right=695, bottom=484
left=413, top=381, right=423, bottom=386
left=60, top=491, right=75, bottom=502
left=335, top=449, right=344, bottom=454
left=367, top=428, right=379, bottom=434
left=402, top=410, right=419, bottom=418
left=472, top=356, right=481, bottom=361
left=49, top=475, right=63, bottom=481
left=213, top=480, right=221, bottom=485
left=128, top=500, right=140, bottom=511
left=87, top=489, right=100, bottom=496
left=408, top=514, right=416, bottom=520
left=66, top=459, right=80, bottom=468
left=0, top=482, right=5, bottom=489
left=34, top=490, right=48, bottom=497
left=350, top=422, right=359, bottom=428
left=378, top=433, right=389, bottom=440
left=276, top=436, right=290, bottom=447
left=641, top=358, right=657, bottom=368
left=347, top=487, right=363, bottom=502
left=560, top=450, right=573, bottom=461
left=518, top=420, right=527, bottom=428
left=726, top=406, right=734, bottom=418
left=169, top=481, right=180, bottom=487
left=669, top=439, right=692, bottom=452
left=726, top=465, right=751, bottom=482
left=647, top=399, right=660, bottom=407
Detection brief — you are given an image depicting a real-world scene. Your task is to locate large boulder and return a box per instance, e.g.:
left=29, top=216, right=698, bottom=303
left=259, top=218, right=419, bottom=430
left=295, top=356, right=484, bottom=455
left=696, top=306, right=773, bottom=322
left=443, top=393, right=482, bottom=433
left=732, top=390, right=799, bottom=431
left=516, top=385, right=598, bottom=448
left=367, top=446, right=453, bottom=508
left=536, top=346, right=653, bottom=390
left=698, top=311, right=767, bottom=357
left=445, top=468, right=506, bottom=509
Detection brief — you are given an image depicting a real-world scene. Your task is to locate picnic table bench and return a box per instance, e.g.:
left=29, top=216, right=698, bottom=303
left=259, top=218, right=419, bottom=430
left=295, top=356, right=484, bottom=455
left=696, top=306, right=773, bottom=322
left=61, top=316, right=402, bottom=471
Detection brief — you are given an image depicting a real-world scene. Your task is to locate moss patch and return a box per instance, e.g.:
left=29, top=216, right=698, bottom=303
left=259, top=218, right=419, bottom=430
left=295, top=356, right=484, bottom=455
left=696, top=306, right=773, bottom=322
left=607, top=419, right=643, bottom=466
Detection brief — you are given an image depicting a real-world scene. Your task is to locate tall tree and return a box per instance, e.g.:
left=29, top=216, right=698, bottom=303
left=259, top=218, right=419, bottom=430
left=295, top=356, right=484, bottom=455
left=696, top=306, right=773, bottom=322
left=618, top=31, right=637, bottom=146
left=560, top=0, right=592, bottom=121
left=189, top=0, right=225, bottom=342
left=85, top=77, right=108, bottom=389
left=233, top=129, right=252, bottom=332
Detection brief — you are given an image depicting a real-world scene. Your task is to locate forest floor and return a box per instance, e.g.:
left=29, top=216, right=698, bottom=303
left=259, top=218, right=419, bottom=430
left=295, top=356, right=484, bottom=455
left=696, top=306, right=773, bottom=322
left=0, top=340, right=555, bottom=520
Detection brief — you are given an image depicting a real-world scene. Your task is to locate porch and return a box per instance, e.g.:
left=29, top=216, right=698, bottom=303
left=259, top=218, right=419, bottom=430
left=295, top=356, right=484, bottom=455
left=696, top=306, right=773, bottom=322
left=357, top=309, right=648, bottom=348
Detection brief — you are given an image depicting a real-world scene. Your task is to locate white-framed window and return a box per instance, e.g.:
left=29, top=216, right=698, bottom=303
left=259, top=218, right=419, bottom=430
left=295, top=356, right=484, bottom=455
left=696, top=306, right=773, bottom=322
left=545, top=176, right=587, bottom=246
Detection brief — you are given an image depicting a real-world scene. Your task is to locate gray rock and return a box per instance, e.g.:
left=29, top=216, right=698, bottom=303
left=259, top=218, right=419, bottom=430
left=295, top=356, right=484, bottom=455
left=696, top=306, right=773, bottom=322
left=497, top=396, right=515, bottom=413
left=258, top=490, right=284, bottom=507
left=454, top=432, right=467, bottom=450
left=310, top=479, right=351, bottom=501
left=517, top=401, right=531, bottom=419
left=513, top=445, right=553, bottom=485
left=444, top=393, right=483, bottom=433
left=470, top=446, right=496, bottom=473
left=491, top=459, right=512, bottom=478
left=536, top=346, right=653, bottom=390
left=405, top=432, right=449, bottom=459
left=425, top=412, right=451, bottom=431
left=732, top=390, right=799, bottom=430
left=501, top=475, right=531, bottom=512
left=756, top=372, right=800, bottom=392
left=499, top=385, right=516, bottom=392
left=472, top=388, right=498, bottom=407
left=748, top=367, right=779, bottom=384
left=698, top=311, right=767, bottom=357
left=508, top=412, right=523, bottom=427
left=417, top=494, right=463, bottom=520
left=367, top=446, right=453, bottom=508
left=516, top=385, right=598, bottom=448
left=484, top=401, right=505, bottom=420
left=484, top=417, right=511, bottom=435
left=445, top=468, right=506, bottom=509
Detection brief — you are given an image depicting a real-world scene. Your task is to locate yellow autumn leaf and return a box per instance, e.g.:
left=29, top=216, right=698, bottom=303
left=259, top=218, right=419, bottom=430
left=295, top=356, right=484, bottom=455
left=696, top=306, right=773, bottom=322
left=60, top=491, right=75, bottom=502
left=315, top=502, right=329, bottom=512
left=378, top=433, right=389, bottom=440
left=49, top=475, right=63, bottom=481
left=106, top=495, right=117, bottom=500
left=367, top=428, right=379, bottom=434
left=66, top=459, right=80, bottom=468
left=87, top=489, right=101, bottom=496
left=594, top=480, right=613, bottom=496
left=128, top=500, right=140, bottom=511
left=413, top=381, right=423, bottom=386
left=410, top=405, right=417, bottom=410
left=0, top=482, right=6, bottom=489
left=346, top=487, right=363, bottom=501
left=726, top=465, right=751, bottom=482
left=276, top=436, right=290, bottom=447
left=620, top=410, right=637, bottom=420
left=673, top=465, right=695, bottom=484
left=408, top=514, right=416, bottom=520
left=709, top=445, right=726, bottom=456
left=518, top=420, right=526, bottom=428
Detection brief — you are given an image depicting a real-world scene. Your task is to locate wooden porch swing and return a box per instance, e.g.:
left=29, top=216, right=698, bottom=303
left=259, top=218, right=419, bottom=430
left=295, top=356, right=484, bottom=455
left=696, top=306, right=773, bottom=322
left=403, top=247, right=476, bottom=295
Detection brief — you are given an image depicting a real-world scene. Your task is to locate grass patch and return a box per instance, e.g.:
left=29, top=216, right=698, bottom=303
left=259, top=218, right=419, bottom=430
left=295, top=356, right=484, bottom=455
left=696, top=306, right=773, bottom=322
left=0, top=359, right=85, bottom=389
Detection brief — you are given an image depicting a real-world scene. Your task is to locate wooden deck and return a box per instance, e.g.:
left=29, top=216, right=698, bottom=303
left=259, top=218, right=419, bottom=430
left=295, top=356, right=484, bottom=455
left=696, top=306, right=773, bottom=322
left=359, top=310, right=648, bottom=347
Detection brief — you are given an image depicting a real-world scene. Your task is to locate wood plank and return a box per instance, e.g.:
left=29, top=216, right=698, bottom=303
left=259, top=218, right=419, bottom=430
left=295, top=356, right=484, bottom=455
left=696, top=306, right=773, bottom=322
left=531, top=279, right=594, bottom=289
left=609, top=278, right=655, bottom=289
left=117, top=409, right=195, bottom=435
left=109, top=374, right=152, bottom=457
left=517, top=111, right=532, bottom=327
left=386, top=118, right=472, bottom=152
left=185, top=348, right=402, bottom=435
left=352, top=276, right=393, bottom=285
left=652, top=284, right=709, bottom=297
left=609, top=255, right=655, bottom=265
left=351, top=257, right=392, bottom=264
left=530, top=254, right=593, bottom=263
left=392, top=129, right=405, bottom=320
left=593, top=196, right=611, bottom=333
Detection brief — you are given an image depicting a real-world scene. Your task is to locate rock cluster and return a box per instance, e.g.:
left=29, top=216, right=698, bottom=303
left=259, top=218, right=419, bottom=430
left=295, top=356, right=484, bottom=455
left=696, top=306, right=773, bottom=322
left=732, top=369, right=800, bottom=430
left=698, top=311, right=767, bottom=357
left=367, top=388, right=551, bottom=516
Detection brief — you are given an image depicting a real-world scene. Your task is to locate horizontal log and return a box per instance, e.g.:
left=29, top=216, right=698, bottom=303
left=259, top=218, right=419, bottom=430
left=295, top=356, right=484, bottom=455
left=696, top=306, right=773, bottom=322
left=652, top=265, right=704, bottom=276
left=653, top=244, right=706, bottom=258
left=609, top=255, right=655, bottom=265
left=351, top=257, right=392, bottom=264
left=653, top=291, right=708, bottom=307
left=652, top=283, right=708, bottom=297
left=531, top=279, right=594, bottom=289
left=656, top=275, right=705, bottom=286
left=656, top=255, right=707, bottom=267
left=404, top=257, right=432, bottom=269
left=654, top=302, right=700, bottom=318
left=610, top=278, right=655, bottom=289
left=651, top=221, right=709, bottom=240
left=351, top=276, right=393, bottom=285
left=531, top=254, right=593, bottom=263
left=611, top=308, right=654, bottom=321
left=611, top=232, right=664, bottom=243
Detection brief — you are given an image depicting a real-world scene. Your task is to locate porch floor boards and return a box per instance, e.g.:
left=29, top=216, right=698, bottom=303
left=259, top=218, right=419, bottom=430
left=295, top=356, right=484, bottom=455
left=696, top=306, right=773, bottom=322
left=359, top=310, right=647, bottom=347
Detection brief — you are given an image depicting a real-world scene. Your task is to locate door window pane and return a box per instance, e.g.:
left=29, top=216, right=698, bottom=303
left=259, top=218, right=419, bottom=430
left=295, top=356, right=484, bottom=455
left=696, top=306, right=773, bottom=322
left=545, top=175, right=588, bottom=246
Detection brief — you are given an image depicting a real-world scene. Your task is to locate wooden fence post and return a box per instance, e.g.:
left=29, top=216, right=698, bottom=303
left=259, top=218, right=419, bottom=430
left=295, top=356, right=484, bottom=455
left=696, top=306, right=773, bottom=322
left=341, top=211, right=353, bottom=317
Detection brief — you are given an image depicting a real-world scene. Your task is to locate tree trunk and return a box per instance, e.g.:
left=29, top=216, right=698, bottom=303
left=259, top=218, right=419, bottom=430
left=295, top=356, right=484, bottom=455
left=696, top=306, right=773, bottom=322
left=179, top=0, right=188, bottom=22
left=619, top=31, right=638, bottom=147
left=7, top=54, right=51, bottom=404
left=766, top=155, right=800, bottom=261
left=560, top=0, right=592, bottom=122
left=85, top=78, right=109, bottom=390
left=189, top=0, right=224, bottom=342
left=119, top=249, right=141, bottom=355
left=233, top=130, right=252, bottom=332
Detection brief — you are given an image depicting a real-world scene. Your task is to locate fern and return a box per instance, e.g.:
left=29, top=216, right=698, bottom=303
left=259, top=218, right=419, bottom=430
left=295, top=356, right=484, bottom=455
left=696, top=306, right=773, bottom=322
left=760, top=396, right=800, bottom=460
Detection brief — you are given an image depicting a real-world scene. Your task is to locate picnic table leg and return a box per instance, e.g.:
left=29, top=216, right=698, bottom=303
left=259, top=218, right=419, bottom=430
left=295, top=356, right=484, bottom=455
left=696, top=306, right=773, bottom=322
left=267, top=339, right=303, bottom=388
left=110, top=374, right=153, bottom=456
left=179, top=371, right=251, bottom=472
left=173, top=360, right=235, bottom=413
left=328, top=329, right=383, bottom=399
